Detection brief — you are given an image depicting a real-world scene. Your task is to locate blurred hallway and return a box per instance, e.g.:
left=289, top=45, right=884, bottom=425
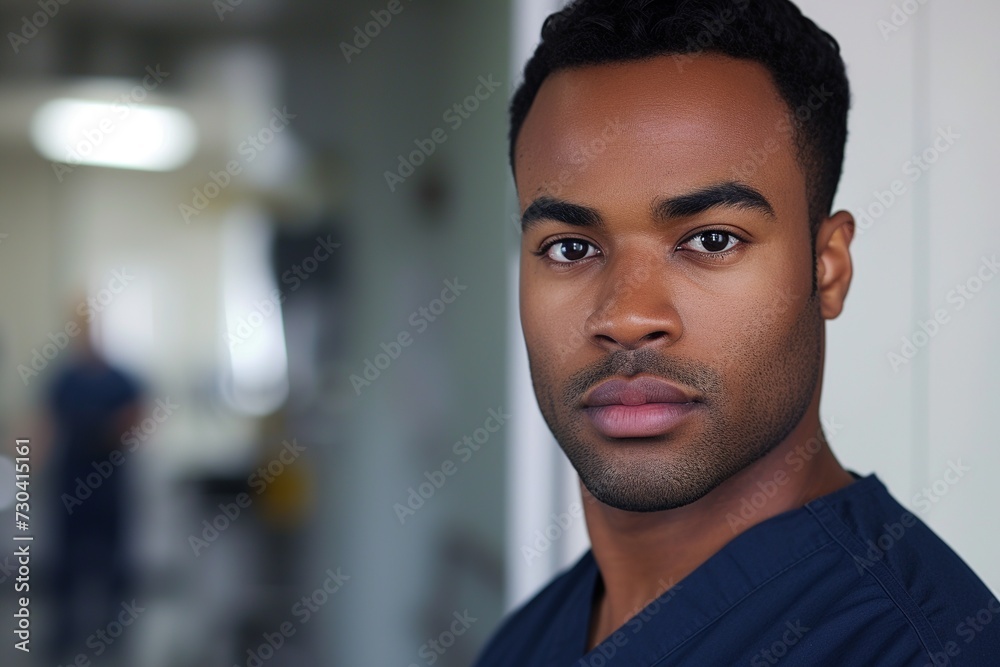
left=0, top=1, right=510, bottom=665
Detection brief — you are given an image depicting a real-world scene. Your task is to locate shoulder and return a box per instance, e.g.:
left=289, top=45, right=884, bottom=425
left=803, top=473, right=1000, bottom=664
left=97, top=364, right=144, bottom=406
left=109, top=364, right=143, bottom=394
left=472, top=550, right=595, bottom=667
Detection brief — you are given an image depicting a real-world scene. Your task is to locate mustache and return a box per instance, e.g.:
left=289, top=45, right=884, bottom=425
left=562, top=348, right=722, bottom=407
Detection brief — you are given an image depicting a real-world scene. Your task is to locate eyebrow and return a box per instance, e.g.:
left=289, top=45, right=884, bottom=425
left=520, top=181, right=776, bottom=232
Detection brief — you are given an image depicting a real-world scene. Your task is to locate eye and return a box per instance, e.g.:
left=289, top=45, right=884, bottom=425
left=538, top=238, right=602, bottom=264
left=679, top=230, right=744, bottom=255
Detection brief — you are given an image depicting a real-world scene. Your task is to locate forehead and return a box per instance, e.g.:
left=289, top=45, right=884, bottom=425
left=514, top=54, right=805, bottom=209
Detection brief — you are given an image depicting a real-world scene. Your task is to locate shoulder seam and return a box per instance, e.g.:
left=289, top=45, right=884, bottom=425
left=648, top=541, right=832, bottom=666
left=806, top=499, right=945, bottom=661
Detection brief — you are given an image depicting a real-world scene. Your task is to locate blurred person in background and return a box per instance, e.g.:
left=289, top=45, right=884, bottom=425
left=44, top=307, right=145, bottom=665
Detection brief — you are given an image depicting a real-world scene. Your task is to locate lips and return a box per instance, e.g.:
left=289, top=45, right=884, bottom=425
left=583, top=376, right=697, bottom=408
left=581, top=376, right=701, bottom=438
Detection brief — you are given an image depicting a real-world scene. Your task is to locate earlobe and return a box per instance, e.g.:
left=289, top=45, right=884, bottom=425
left=816, top=210, right=855, bottom=320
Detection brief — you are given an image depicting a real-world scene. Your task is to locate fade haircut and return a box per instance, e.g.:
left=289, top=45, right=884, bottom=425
left=509, top=0, right=851, bottom=236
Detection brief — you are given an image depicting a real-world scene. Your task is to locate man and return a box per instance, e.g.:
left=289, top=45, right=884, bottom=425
left=473, top=1, right=999, bottom=665
left=46, top=312, right=144, bottom=664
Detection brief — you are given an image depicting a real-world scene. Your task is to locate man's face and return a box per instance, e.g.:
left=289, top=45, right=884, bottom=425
left=515, top=54, right=827, bottom=512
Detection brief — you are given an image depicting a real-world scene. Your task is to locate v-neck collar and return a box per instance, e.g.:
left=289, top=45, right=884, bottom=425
left=544, top=473, right=876, bottom=665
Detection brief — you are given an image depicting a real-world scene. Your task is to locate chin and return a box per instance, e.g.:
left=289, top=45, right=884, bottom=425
left=564, top=439, right=735, bottom=513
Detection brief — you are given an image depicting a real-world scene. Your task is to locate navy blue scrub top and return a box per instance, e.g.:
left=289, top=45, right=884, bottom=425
left=473, top=473, right=1000, bottom=666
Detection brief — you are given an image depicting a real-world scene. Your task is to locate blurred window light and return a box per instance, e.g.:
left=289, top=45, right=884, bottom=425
left=90, top=270, right=157, bottom=376
left=220, top=205, right=289, bottom=416
left=30, top=98, right=198, bottom=172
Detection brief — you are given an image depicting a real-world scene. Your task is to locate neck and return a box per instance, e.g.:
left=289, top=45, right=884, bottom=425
left=582, top=405, right=856, bottom=651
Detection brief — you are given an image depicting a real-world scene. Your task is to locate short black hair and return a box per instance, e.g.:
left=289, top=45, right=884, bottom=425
left=509, top=0, right=851, bottom=235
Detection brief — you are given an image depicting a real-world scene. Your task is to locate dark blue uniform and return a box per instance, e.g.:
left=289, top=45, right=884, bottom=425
left=473, top=474, right=1000, bottom=666
left=48, top=359, right=143, bottom=660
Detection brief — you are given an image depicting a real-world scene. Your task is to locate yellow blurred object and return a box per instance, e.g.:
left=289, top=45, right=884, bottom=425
left=257, top=444, right=315, bottom=527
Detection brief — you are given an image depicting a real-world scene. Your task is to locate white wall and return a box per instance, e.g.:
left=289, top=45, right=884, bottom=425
left=809, top=0, right=1000, bottom=595
left=922, top=0, right=1000, bottom=594
left=317, top=1, right=512, bottom=664
left=505, top=0, right=593, bottom=613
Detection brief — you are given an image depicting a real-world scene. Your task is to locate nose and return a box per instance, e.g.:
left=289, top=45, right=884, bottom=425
left=583, top=259, right=682, bottom=352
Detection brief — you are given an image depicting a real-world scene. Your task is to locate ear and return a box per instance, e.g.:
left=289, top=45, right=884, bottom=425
left=815, top=210, right=855, bottom=320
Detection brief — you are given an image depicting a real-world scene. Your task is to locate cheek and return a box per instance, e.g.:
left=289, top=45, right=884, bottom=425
left=701, top=288, right=819, bottom=412
left=681, top=295, right=760, bottom=372
left=520, top=265, right=591, bottom=352
left=524, top=299, right=586, bottom=371
left=677, top=272, right=802, bottom=382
